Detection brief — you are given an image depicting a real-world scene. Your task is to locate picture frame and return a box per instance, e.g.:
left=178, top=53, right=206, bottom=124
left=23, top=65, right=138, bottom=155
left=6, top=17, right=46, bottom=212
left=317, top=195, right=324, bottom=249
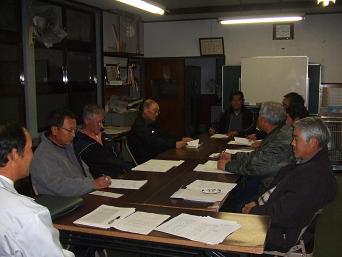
left=273, top=23, right=294, bottom=40
left=199, top=37, right=225, bottom=56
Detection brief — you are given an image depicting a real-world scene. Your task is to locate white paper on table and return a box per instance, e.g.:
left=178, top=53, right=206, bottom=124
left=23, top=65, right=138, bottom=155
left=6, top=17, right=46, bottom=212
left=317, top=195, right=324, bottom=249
left=156, top=213, right=241, bottom=245
left=210, top=134, right=229, bottom=139
left=112, top=211, right=170, bottom=235
left=227, top=137, right=253, bottom=146
left=186, top=179, right=237, bottom=193
left=90, top=191, right=123, bottom=198
left=194, top=160, right=231, bottom=174
left=132, top=159, right=184, bottom=172
left=225, top=149, right=254, bottom=154
left=186, top=139, right=200, bottom=148
left=171, top=188, right=227, bottom=202
left=73, top=205, right=135, bottom=229
left=109, top=179, right=147, bottom=189
left=209, top=152, right=220, bottom=158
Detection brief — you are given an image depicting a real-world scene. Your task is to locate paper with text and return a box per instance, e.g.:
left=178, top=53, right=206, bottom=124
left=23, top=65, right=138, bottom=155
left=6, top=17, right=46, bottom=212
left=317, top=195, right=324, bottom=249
left=112, top=211, right=170, bottom=235
left=73, top=205, right=135, bottom=229
left=210, top=134, right=229, bottom=139
left=156, top=213, right=241, bottom=245
left=132, top=159, right=184, bottom=172
left=186, top=139, right=200, bottom=148
left=225, top=149, right=254, bottom=154
left=187, top=180, right=236, bottom=193
left=194, top=160, right=231, bottom=174
left=90, top=191, right=123, bottom=198
left=109, top=179, right=147, bottom=189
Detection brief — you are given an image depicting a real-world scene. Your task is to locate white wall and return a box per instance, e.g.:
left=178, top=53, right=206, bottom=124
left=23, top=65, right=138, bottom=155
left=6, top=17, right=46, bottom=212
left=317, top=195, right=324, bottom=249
left=144, top=13, right=342, bottom=83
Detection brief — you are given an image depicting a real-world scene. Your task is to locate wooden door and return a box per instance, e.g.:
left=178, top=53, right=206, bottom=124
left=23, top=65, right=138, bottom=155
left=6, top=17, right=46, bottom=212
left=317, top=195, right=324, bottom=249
left=144, top=58, right=185, bottom=137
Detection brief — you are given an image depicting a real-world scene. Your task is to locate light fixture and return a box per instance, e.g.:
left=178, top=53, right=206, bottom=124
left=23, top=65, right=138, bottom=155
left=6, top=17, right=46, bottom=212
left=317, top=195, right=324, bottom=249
left=219, top=15, right=304, bottom=25
left=317, top=0, right=336, bottom=7
left=116, top=0, right=165, bottom=15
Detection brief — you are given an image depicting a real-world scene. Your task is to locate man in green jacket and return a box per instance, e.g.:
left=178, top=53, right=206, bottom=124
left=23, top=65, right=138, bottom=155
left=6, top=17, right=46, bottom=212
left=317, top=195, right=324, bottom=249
left=218, top=101, right=294, bottom=211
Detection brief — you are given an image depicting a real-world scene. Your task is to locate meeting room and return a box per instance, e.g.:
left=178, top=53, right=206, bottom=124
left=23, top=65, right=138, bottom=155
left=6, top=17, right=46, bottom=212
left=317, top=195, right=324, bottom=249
left=1, top=0, right=342, bottom=257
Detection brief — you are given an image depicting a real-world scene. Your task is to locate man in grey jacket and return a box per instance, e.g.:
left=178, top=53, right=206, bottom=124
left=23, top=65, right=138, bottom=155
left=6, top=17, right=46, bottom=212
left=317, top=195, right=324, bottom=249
left=218, top=102, right=294, bottom=211
left=30, top=109, right=111, bottom=196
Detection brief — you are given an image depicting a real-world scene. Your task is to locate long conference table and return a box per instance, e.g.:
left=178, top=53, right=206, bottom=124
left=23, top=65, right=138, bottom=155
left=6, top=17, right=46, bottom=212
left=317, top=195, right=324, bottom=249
left=54, top=134, right=271, bottom=256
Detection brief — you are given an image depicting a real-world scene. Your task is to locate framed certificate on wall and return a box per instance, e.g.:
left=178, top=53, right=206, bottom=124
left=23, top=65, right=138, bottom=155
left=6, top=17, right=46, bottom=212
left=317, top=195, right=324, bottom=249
left=273, top=24, right=294, bottom=40
left=199, top=37, right=225, bottom=56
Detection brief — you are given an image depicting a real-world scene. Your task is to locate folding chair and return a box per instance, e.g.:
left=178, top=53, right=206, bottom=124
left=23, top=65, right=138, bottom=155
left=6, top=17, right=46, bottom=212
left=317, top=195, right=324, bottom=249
left=263, top=210, right=322, bottom=257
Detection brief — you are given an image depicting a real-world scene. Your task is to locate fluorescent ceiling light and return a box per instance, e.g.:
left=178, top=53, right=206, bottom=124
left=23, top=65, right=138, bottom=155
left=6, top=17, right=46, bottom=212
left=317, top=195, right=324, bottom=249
left=116, top=0, right=165, bottom=15
left=317, top=0, right=336, bottom=7
left=220, top=16, right=304, bottom=25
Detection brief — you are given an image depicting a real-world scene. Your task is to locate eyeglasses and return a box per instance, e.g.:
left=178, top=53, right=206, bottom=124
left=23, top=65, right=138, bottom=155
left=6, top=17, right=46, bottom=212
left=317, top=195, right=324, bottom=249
left=60, top=127, right=78, bottom=134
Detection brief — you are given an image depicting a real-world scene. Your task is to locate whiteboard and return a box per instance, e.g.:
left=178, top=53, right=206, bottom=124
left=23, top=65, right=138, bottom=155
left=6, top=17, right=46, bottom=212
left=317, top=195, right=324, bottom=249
left=241, top=56, right=308, bottom=106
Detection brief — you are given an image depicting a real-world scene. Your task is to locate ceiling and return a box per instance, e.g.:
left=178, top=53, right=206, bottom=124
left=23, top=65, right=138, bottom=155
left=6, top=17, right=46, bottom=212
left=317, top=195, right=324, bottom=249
left=74, top=0, right=342, bottom=21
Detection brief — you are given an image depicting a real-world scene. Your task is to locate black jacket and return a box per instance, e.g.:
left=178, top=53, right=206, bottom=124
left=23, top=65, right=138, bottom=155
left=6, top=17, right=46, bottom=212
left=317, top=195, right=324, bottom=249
left=127, top=114, right=180, bottom=164
left=215, top=108, right=256, bottom=136
left=73, top=131, right=130, bottom=178
left=251, top=148, right=337, bottom=252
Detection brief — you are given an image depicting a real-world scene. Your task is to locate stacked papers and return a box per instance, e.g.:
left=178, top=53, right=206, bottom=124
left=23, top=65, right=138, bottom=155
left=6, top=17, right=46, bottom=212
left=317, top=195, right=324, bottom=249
left=156, top=213, right=241, bottom=245
left=109, top=179, right=147, bottom=190
left=225, top=149, right=254, bottom=154
left=112, top=211, right=170, bottom=235
left=73, top=205, right=135, bottom=229
left=228, top=137, right=253, bottom=146
left=74, top=205, right=170, bottom=235
left=186, top=139, right=200, bottom=148
left=90, top=191, right=123, bottom=198
left=194, top=160, right=228, bottom=174
left=171, top=180, right=236, bottom=203
left=210, top=134, right=229, bottom=139
left=132, top=159, right=184, bottom=172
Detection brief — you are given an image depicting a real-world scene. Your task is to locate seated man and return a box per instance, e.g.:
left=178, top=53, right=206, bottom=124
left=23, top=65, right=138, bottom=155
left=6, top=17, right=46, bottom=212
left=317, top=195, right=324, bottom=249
left=74, top=104, right=131, bottom=178
left=286, top=102, right=309, bottom=126
left=0, top=122, right=74, bottom=257
left=219, top=101, right=293, bottom=191
left=210, top=91, right=256, bottom=137
left=30, top=109, right=111, bottom=196
left=242, top=117, right=337, bottom=252
left=128, top=99, right=192, bottom=164
left=218, top=102, right=294, bottom=211
left=282, top=92, right=305, bottom=109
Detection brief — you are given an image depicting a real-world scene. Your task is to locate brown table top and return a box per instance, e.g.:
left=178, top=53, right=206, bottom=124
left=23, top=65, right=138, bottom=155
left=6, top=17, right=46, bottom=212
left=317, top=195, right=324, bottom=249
left=54, top=198, right=271, bottom=254
left=101, top=160, right=238, bottom=212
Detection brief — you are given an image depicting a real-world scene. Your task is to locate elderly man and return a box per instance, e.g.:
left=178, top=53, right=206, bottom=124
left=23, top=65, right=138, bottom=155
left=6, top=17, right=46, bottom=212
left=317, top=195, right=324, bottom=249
left=0, top=122, right=74, bottom=257
left=219, top=102, right=293, bottom=190
left=74, top=104, right=130, bottom=178
left=242, top=117, right=337, bottom=252
left=218, top=102, right=293, bottom=211
left=30, top=109, right=111, bottom=196
left=128, top=99, right=192, bottom=164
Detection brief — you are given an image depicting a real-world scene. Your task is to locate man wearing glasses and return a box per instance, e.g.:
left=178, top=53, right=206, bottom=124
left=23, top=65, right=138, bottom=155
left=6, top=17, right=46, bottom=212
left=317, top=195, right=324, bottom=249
left=30, top=109, right=111, bottom=196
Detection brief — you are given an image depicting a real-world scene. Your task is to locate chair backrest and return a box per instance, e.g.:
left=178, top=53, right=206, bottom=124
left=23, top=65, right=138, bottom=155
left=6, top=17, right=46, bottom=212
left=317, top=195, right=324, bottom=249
left=263, top=209, right=322, bottom=257
left=121, top=136, right=138, bottom=166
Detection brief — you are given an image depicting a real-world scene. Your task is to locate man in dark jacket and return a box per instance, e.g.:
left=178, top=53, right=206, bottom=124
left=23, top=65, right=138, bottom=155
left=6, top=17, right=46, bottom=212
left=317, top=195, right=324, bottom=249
left=74, top=104, right=130, bottom=178
left=128, top=99, right=192, bottom=164
left=242, top=117, right=337, bottom=252
left=210, top=91, right=256, bottom=137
